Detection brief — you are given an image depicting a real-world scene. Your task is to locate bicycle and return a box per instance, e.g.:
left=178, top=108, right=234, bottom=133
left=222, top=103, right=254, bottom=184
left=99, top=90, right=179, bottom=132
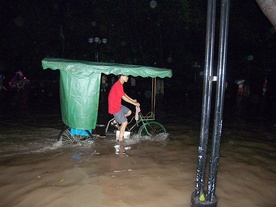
left=58, top=110, right=166, bottom=145
left=105, top=111, right=166, bottom=139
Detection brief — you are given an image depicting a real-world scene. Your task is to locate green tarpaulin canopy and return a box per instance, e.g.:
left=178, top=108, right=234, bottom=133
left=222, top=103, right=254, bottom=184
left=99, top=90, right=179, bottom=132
left=42, top=58, right=172, bottom=130
left=42, top=58, right=172, bottom=78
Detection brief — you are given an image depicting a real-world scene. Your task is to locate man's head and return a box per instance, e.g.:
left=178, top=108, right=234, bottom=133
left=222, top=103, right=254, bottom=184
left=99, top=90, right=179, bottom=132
left=118, top=75, right=129, bottom=83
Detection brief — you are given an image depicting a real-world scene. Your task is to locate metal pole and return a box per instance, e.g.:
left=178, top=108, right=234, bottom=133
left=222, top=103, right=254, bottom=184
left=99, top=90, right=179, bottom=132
left=207, top=0, right=230, bottom=201
left=191, top=0, right=230, bottom=206
left=151, top=78, right=156, bottom=118
left=193, top=0, right=217, bottom=198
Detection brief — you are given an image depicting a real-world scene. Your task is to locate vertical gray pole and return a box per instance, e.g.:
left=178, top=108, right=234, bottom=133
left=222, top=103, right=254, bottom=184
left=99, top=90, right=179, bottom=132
left=151, top=78, right=156, bottom=118
left=207, top=0, right=230, bottom=201
left=191, top=0, right=230, bottom=206
left=194, top=0, right=217, bottom=198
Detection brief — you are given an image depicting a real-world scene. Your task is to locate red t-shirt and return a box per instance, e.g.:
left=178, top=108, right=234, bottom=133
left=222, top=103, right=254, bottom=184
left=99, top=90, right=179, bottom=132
left=108, top=80, right=125, bottom=114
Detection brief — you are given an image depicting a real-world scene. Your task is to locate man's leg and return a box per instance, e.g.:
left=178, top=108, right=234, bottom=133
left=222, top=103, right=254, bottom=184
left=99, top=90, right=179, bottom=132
left=125, top=110, right=131, bottom=117
left=114, top=105, right=131, bottom=142
left=119, top=121, right=128, bottom=142
left=119, top=110, right=132, bottom=141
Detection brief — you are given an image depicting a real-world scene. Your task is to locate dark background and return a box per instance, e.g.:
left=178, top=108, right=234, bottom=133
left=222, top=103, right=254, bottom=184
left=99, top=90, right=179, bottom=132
left=0, top=0, right=275, bottom=123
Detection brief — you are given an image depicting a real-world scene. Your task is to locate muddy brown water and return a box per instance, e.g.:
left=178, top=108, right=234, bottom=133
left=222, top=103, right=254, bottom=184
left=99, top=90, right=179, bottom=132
left=0, top=95, right=275, bottom=207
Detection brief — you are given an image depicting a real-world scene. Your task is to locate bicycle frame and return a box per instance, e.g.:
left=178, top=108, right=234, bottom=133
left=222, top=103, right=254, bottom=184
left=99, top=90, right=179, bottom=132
left=128, top=112, right=154, bottom=130
left=106, top=111, right=156, bottom=134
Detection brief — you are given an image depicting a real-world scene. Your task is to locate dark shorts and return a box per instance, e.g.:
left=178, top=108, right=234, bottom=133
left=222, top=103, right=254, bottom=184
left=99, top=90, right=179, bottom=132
left=113, top=105, right=130, bottom=124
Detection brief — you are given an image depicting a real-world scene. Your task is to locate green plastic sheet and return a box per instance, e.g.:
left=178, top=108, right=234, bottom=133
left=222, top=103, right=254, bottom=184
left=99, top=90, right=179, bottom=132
left=42, top=58, right=172, bottom=130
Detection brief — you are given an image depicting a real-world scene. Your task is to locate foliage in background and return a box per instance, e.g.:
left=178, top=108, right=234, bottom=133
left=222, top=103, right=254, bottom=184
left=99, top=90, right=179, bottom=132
left=0, top=0, right=274, bottom=81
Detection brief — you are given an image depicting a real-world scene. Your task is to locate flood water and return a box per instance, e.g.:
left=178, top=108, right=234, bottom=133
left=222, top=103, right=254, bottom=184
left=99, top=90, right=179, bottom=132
left=0, top=93, right=275, bottom=207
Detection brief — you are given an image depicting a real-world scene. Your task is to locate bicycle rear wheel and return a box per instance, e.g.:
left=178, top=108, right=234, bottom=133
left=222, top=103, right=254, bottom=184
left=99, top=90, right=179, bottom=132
left=58, top=127, right=79, bottom=145
left=138, top=121, right=166, bottom=138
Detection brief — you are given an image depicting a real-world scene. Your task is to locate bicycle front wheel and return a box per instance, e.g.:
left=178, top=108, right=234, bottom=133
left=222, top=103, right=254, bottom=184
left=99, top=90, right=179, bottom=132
left=138, top=121, right=166, bottom=138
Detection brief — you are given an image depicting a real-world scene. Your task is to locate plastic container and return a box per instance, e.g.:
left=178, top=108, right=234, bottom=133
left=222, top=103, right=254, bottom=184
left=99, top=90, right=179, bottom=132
left=70, top=128, right=92, bottom=136
left=116, top=130, right=130, bottom=139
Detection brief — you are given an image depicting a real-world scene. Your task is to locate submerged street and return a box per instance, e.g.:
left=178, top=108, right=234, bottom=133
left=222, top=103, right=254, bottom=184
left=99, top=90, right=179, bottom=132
left=0, top=1, right=275, bottom=206
left=0, top=92, right=275, bottom=207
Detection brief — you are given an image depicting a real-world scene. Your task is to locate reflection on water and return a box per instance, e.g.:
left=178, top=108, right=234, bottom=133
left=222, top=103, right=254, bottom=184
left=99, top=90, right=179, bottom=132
left=0, top=94, right=275, bottom=207
left=0, top=91, right=275, bottom=159
left=0, top=127, right=61, bottom=158
left=0, top=124, right=170, bottom=159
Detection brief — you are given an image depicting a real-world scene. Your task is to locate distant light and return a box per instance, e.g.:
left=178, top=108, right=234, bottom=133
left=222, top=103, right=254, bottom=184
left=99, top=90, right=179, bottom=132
left=150, top=0, right=157, bottom=8
left=92, top=21, right=97, bottom=27
left=167, top=57, right=173, bottom=63
left=247, top=55, right=253, bottom=61
left=88, top=38, right=93, bottom=43
left=121, top=41, right=126, bottom=46
left=94, top=37, right=100, bottom=43
left=102, top=38, right=107, bottom=44
left=14, top=16, right=24, bottom=27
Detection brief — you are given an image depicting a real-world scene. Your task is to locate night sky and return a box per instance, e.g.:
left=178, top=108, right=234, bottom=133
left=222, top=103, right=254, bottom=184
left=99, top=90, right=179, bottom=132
left=0, top=0, right=275, bottom=88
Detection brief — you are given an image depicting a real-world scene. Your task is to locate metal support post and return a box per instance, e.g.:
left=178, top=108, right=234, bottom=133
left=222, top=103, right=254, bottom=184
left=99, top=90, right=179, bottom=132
left=191, top=0, right=230, bottom=206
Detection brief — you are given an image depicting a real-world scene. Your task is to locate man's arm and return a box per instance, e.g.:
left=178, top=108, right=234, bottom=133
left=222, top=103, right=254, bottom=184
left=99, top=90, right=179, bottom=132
left=122, top=94, right=140, bottom=106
